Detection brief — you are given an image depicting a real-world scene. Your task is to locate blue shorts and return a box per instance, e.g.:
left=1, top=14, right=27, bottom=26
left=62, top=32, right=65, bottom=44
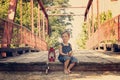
left=58, top=55, right=78, bottom=63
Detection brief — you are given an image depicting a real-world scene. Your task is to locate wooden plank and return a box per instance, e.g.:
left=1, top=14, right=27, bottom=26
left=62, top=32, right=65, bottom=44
left=0, top=50, right=120, bottom=71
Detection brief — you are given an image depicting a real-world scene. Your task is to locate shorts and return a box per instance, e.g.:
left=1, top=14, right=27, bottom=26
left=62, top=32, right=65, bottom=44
left=58, top=55, right=78, bottom=63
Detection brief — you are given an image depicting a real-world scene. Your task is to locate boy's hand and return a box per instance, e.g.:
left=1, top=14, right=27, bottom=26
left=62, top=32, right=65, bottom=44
left=65, top=53, right=69, bottom=56
left=68, top=51, right=72, bottom=56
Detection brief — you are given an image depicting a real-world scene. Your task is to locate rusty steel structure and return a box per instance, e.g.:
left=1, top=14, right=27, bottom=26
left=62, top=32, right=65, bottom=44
left=84, top=0, right=93, bottom=21
left=0, top=0, right=49, bottom=57
left=46, top=6, right=86, bottom=16
left=0, top=0, right=98, bottom=57
left=85, top=0, right=120, bottom=51
left=0, top=18, right=47, bottom=50
left=86, top=15, right=120, bottom=49
left=1, top=0, right=120, bottom=58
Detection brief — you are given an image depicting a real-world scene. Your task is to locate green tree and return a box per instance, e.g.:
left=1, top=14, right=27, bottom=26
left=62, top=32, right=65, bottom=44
left=0, top=0, right=10, bottom=18
left=100, top=10, right=112, bottom=24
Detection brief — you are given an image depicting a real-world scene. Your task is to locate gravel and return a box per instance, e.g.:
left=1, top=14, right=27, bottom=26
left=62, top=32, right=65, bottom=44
left=0, top=71, right=120, bottom=80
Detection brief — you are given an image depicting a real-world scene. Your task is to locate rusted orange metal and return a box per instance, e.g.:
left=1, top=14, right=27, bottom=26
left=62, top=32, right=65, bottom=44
left=37, top=0, right=50, bottom=35
left=7, top=0, right=18, bottom=45
left=2, top=0, right=18, bottom=46
left=1, top=0, right=18, bottom=57
left=46, top=6, right=86, bottom=10
left=0, top=0, right=50, bottom=58
left=30, top=0, right=34, bottom=33
left=37, top=4, right=41, bottom=37
left=111, top=0, right=118, bottom=1
left=37, top=0, right=48, bottom=19
left=86, top=15, right=119, bottom=49
left=118, top=15, right=120, bottom=42
left=0, top=18, right=47, bottom=51
left=48, top=14, right=84, bottom=16
left=84, top=0, right=93, bottom=21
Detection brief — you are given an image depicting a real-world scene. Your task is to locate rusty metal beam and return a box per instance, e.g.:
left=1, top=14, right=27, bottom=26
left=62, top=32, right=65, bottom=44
left=84, top=0, right=93, bottom=21
left=48, top=14, right=84, bottom=16
left=30, top=0, right=34, bottom=33
left=20, top=0, right=22, bottom=26
left=111, top=0, right=118, bottom=1
left=37, top=0, right=50, bottom=35
left=1, top=0, right=18, bottom=57
left=37, top=0, right=48, bottom=19
left=97, top=0, right=100, bottom=49
left=46, top=6, right=86, bottom=10
left=91, top=2, right=94, bottom=34
left=37, top=4, right=41, bottom=37
left=118, top=15, right=120, bottom=42
left=2, top=0, right=18, bottom=46
left=7, top=0, right=18, bottom=45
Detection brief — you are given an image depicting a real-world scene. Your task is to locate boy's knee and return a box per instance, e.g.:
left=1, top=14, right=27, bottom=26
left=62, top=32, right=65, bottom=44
left=71, top=58, right=78, bottom=63
left=65, top=58, right=71, bottom=61
left=64, top=56, right=71, bottom=61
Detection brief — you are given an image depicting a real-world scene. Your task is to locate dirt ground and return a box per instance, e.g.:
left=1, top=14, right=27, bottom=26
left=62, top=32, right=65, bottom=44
left=0, top=50, right=120, bottom=80
left=0, top=71, right=120, bottom=80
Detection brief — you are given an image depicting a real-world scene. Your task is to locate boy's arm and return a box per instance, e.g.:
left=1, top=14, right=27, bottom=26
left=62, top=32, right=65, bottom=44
left=59, top=45, right=68, bottom=56
left=69, top=51, right=73, bottom=56
left=69, top=44, right=73, bottom=56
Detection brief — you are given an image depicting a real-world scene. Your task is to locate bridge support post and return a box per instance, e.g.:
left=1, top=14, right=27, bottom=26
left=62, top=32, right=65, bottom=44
left=97, top=0, right=100, bottom=50
left=118, top=15, right=120, bottom=43
left=1, top=0, right=18, bottom=58
left=37, top=4, right=41, bottom=37
left=103, top=43, right=107, bottom=51
left=30, top=0, right=34, bottom=34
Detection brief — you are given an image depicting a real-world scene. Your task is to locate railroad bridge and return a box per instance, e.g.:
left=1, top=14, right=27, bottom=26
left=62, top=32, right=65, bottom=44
left=0, top=0, right=120, bottom=72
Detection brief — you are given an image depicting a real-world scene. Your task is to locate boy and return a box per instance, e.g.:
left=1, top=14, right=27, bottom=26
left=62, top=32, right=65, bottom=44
left=58, top=31, right=78, bottom=74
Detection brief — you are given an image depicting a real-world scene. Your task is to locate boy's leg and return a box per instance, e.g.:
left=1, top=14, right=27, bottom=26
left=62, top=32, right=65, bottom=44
left=68, top=62, right=76, bottom=72
left=68, top=57, right=78, bottom=72
left=64, top=59, right=70, bottom=74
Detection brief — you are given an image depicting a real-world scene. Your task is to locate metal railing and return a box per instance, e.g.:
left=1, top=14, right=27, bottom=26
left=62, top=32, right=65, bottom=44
left=86, top=15, right=120, bottom=49
left=0, top=18, right=47, bottom=50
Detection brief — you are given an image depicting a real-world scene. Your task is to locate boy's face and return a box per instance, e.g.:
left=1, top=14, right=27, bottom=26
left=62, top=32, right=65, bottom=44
left=62, top=33, right=70, bottom=43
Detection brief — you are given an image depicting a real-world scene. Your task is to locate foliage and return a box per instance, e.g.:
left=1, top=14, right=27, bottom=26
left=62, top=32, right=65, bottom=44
left=0, top=0, right=10, bottom=18
left=76, top=22, right=88, bottom=49
left=46, top=32, right=60, bottom=50
left=77, top=10, right=112, bottom=49
left=42, top=0, right=70, bottom=7
left=94, top=10, right=112, bottom=32
left=15, top=0, right=38, bottom=30
left=43, top=0, right=73, bottom=49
